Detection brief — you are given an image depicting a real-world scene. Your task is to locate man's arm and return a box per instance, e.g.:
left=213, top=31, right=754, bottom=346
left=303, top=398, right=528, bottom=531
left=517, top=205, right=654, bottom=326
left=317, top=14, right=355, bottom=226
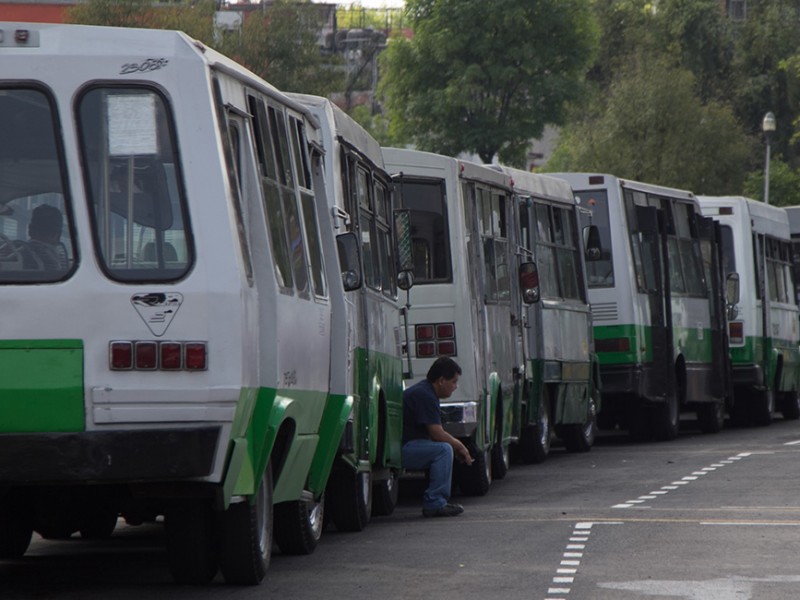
left=426, top=423, right=474, bottom=465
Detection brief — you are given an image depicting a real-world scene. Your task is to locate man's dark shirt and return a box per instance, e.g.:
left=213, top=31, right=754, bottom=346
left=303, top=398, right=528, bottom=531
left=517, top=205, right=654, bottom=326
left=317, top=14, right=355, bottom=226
left=402, top=379, right=442, bottom=444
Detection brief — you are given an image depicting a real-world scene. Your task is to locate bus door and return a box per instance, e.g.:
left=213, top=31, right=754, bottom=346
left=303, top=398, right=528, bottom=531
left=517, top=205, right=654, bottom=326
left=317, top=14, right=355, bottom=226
left=634, top=205, right=675, bottom=399
left=698, top=216, right=732, bottom=400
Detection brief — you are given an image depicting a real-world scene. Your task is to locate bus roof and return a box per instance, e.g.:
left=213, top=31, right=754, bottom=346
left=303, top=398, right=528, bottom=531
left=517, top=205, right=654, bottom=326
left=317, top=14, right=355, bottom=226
left=697, top=195, right=790, bottom=239
left=495, top=166, right=575, bottom=204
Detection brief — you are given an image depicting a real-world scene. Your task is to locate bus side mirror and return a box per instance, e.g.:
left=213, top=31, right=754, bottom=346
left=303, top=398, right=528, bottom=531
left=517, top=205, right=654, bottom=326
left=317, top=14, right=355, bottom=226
left=583, top=225, right=601, bottom=261
left=519, top=261, right=540, bottom=304
left=726, top=272, right=740, bottom=320
left=336, top=232, right=362, bottom=292
left=394, top=209, right=415, bottom=290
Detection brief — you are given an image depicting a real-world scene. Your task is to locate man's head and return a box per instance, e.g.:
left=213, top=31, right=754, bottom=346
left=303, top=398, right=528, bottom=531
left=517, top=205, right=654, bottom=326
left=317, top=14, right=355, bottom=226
left=426, top=356, right=461, bottom=399
left=29, top=205, right=63, bottom=245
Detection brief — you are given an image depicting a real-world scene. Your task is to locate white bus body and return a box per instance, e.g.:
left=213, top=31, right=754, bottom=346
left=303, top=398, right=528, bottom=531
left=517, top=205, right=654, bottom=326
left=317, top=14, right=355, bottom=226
left=288, top=94, right=407, bottom=527
left=383, top=148, right=520, bottom=495
left=498, top=167, right=599, bottom=457
left=0, top=22, right=356, bottom=584
left=551, top=174, right=731, bottom=440
left=698, top=196, right=800, bottom=423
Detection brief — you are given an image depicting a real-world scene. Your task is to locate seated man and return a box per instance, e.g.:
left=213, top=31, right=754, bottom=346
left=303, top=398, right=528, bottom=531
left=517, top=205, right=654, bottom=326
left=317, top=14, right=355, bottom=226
left=28, top=204, right=66, bottom=271
left=402, top=356, right=474, bottom=517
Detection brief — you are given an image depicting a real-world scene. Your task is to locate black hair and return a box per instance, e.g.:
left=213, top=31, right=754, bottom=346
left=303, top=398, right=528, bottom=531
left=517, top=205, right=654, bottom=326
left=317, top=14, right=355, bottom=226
left=426, top=356, right=462, bottom=383
left=29, top=204, right=63, bottom=238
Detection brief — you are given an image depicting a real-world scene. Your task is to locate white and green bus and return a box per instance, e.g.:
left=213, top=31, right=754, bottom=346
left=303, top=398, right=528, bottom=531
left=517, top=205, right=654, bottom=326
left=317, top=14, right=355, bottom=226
left=0, top=22, right=387, bottom=584
left=698, top=196, right=800, bottom=424
left=289, top=94, right=411, bottom=529
left=786, top=206, right=800, bottom=304
left=552, top=174, right=733, bottom=441
left=383, top=148, right=532, bottom=495
left=499, top=167, right=600, bottom=458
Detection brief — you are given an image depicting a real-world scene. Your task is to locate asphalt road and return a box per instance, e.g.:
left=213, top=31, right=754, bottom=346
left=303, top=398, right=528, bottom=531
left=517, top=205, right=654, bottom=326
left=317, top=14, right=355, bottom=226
left=5, top=417, right=800, bottom=600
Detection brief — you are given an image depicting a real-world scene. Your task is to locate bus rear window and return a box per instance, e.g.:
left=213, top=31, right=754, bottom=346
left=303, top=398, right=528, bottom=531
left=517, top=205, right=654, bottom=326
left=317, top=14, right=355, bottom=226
left=399, top=178, right=452, bottom=283
left=77, top=87, right=191, bottom=282
left=0, top=86, right=76, bottom=283
left=575, top=190, right=613, bottom=287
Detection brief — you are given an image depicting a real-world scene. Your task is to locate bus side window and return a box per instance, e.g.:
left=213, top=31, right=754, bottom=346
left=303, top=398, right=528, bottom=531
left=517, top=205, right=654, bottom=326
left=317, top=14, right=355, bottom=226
left=249, top=96, right=293, bottom=290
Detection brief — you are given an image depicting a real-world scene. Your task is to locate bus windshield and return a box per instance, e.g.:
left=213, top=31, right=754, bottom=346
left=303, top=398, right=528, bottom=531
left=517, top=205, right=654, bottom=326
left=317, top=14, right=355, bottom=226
left=575, top=189, right=613, bottom=287
left=0, top=87, right=76, bottom=283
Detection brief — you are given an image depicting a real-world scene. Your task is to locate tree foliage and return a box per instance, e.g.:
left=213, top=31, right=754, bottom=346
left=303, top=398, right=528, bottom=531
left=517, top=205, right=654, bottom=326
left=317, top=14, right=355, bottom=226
left=67, top=0, right=341, bottom=97
left=379, top=0, right=597, bottom=165
left=546, top=58, right=752, bottom=194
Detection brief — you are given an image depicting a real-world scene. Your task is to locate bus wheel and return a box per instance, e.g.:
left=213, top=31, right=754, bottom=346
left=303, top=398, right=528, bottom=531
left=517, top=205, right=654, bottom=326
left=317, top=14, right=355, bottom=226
left=165, top=500, right=218, bottom=584
left=652, top=394, right=679, bottom=441
left=327, top=467, right=371, bottom=532
left=517, top=392, right=551, bottom=464
left=697, top=401, right=725, bottom=434
left=456, top=438, right=491, bottom=496
left=274, top=493, right=324, bottom=555
left=0, top=491, right=33, bottom=559
left=779, top=390, right=800, bottom=420
left=749, top=389, right=774, bottom=426
left=562, top=390, right=598, bottom=453
left=372, top=470, right=399, bottom=517
left=217, top=463, right=273, bottom=585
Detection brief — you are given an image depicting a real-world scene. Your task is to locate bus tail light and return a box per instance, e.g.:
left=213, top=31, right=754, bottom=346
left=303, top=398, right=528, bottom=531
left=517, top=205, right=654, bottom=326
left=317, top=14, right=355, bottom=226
left=729, top=321, right=744, bottom=344
left=595, top=337, right=631, bottom=353
left=415, top=322, right=457, bottom=358
left=110, top=341, right=208, bottom=371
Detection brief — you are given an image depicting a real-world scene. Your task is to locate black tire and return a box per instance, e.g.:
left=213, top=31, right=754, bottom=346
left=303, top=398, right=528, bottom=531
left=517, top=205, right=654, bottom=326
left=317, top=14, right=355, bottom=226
left=652, top=393, right=679, bottom=441
left=561, top=388, right=598, bottom=453
left=79, top=510, right=118, bottom=540
left=217, top=463, right=273, bottom=585
left=0, top=491, right=33, bottom=559
left=327, top=467, right=371, bottom=532
left=697, top=401, right=725, bottom=434
left=274, top=494, right=324, bottom=556
left=779, top=390, right=800, bottom=420
left=372, top=470, right=399, bottom=517
left=517, top=392, right=551, bottom=464
left=455, top=438, right=491, bottom=496
left=628, top=402, right=653, bottom=442
left=165, top=500, right=218, bottom=585
left=749, top=388, right=774, bottom=426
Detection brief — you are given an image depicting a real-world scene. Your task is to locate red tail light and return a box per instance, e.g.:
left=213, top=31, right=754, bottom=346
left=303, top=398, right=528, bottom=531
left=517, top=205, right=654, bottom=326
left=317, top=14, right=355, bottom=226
left=110, top=341, right=133, bottom=370
left=729, top=321, right=743, bottom=344
left=185, top=342, right=208, bottom=371
left=595, top=337, right=631, bottom=353
left=109, top=340, right=208, bottom=371
left=415, top=322, right=457, bottom=358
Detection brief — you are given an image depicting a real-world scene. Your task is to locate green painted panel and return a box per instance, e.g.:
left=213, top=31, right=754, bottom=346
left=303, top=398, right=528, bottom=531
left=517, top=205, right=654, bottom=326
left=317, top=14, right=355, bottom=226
left=0, top=341, right=84, bottom=432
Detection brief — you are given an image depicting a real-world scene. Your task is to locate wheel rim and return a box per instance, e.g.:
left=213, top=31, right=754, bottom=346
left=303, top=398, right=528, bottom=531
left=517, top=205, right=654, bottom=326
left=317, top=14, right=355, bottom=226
left=256, top=475, right=270, bottom=558
left=307, top=496, right=324, bottom=540
left=360, top=472, right=371, bottom=505
left=539, top=407, right=550, bottom=447
left=583, top=395, right=598, bottom=441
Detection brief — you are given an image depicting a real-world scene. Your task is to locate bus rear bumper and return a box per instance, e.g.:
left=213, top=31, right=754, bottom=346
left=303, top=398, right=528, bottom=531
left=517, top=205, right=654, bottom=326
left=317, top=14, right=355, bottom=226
left=0, top=427, right=220, bottom=484
left=440, top=402, right=479, bottom=438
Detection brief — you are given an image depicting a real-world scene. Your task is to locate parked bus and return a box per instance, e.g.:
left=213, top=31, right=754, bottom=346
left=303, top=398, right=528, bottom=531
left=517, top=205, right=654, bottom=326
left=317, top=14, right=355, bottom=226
left=0, top=22, right=388, bottom=584
left=551, top=174, right=733, bottom=441
left=698, top=197, right=800, bottom=424
left=499, top=167, right=600, bottom=458
left=383, top=148, right=529, bottom=495
left=288, top=94, right=411, bottom=529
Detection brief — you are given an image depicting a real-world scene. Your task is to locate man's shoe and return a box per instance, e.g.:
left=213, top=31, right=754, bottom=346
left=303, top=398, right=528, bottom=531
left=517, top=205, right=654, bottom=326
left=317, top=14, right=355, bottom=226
left=422, top=503, right=464, bottom=518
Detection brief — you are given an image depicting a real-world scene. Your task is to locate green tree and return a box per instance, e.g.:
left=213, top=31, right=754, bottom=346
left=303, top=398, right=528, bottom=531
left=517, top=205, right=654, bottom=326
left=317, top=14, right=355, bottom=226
left=219, top=0, right=342, bottom=96
left=547, top=58, right=752, bottom=194
left=379, top=0, right=597, bottom=165
left=743, top=157, right=800, bottom=206
left=67, top=0, right=216, bottom=43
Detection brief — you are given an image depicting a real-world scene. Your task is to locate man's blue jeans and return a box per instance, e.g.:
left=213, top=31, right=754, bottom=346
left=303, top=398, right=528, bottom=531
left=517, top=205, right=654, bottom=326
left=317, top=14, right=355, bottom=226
left=402, top=439, right=454, bottom=511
